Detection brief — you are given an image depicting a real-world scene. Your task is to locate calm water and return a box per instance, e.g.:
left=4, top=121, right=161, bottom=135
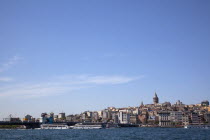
left=0, top=127, right=209, bottom=140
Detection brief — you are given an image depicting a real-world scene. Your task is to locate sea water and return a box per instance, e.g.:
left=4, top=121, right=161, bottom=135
left=0, top=127, right=209, bottom=140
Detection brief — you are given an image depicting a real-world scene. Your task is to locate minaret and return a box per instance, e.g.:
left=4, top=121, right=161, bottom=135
left=153, top=92, right=159, bottom=104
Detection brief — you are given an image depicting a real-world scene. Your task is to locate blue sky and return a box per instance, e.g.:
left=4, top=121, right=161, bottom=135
left=0, top=0, right=210, bottom=119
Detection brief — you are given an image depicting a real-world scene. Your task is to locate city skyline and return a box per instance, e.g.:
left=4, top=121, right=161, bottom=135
left=0, top=0, right=210, bottom=120
left=0, top=91, right=208, bottom=119
left=1, top=92, right=210, bottom=127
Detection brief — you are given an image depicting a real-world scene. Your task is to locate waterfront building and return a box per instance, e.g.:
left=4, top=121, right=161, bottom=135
left=170, top=111, right=183, bottom=124
left=111, top=113, right=119, bottom=124
left=86, top=111, right=93, bottom=118
left=66, top=115, right=74, bottom=122
left=158, top=111, right=171, bottom=127
left=53, top=115, right=58, bottom=122
left=102, top=109, right=112, bottom=122
left=92, top=112, right=99, bottom=122
left=102, top=110, right=108, bottom=119
left=204, top=112, right=210, bottom=124
left=190, top=112, right=201, bottom=125
left=49, top=112, right=54, bottom=123
left=97, top=111, right=102, bottom=118
left=118, top=111, right=130, bottom=124
left=3, top=116, right=21, bottom=122
left=23, top=114, right=33, bottom=122
left=182, top=114, right=190, bottom=126
left=138, top=111, right=148, bottom=124
left=147, top=110, right=159, bottom=125
left=68, top=114, right=81, bottom=122
left=81, top=112, right=92, bottom=122
left=58, top=113, right=66, bottom=120
left=40, top=113, right=54, bottom=124
left=40, top=113, right=48, bottom=123
left=130, top=115, right=140, bottom=124
left=82, top=112, right=87, bottom=120
left=147, top=115, right=158, bottom=125
left=102, top=110, right=108, bottom=122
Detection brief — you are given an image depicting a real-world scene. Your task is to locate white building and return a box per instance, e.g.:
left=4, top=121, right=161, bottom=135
left=132, top=108, right=140, bottom=115
left=58, top=113, right=65, bottom=119
left=97, top=111, right=102, bottom=118
left=158, top=111, right=171, bottom=127
left=86, top=111, right=93, bottom=118
left=118, top=112, right=130, bottom=124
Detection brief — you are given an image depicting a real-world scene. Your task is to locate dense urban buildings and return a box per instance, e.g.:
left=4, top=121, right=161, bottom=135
left=2, top=93, right=210, bottom=127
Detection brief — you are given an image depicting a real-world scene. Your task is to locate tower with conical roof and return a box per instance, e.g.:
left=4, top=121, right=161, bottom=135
left=141, top=101, right=144, bottom=106
left=153, top=92, right=159, bottom=104
left=140, top=101, right=144, bottom=107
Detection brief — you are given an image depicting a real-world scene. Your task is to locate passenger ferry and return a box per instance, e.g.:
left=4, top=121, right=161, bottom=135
left=40, top=124, right=69, bottom=129
left=184, top=125, right=210, bottom=129
left=70, top=123, right=103, bottom=129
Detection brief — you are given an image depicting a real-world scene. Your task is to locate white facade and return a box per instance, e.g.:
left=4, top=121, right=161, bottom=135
left=97, top=111, right=102, bottom=118
left=118, top=112, right=130, bottom=124
left=132, top=108, right=140, bottom=115
left=158, top=112, right=171, bottom=127
left=87, top=111, right=93, bottom=118
left=58, top=113, right=65, bottom=119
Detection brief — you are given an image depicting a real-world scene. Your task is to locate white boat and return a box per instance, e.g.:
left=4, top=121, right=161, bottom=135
left=41, top=124, right=69, bottom=129
left=184, top=125, right=210, bottom=129
left=70, top=123, right=103, bottom=129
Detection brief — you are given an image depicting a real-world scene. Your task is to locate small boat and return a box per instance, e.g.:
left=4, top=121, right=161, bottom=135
left=106, top=123, right=120, bottom=128
left=41, top=124, right=69, bottom=129
left=70, top=123, right=103, bottom=129
left=184, top=125, right=210, bottom=129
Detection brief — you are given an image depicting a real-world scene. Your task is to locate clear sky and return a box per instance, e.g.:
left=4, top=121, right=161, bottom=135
left=0, top=0, right=210, bottom=119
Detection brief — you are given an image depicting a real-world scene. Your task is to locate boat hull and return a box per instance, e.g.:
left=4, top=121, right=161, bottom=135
left=40, top=124, right=69, bottom=129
